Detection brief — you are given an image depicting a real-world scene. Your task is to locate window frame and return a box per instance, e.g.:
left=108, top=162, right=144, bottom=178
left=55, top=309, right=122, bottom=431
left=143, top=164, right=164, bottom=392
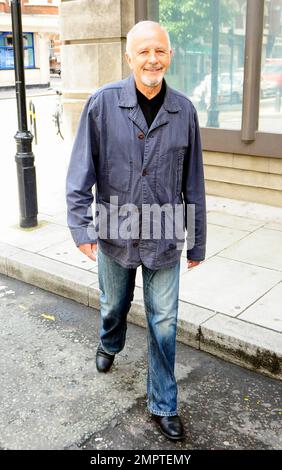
left=142, top=0, right=282, bottom=159
left=0, top=31, right=35, bottom=70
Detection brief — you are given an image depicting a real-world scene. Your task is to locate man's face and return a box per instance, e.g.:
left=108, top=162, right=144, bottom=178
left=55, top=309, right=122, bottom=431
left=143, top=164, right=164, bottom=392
left=125, top=26, right=172, bottom=89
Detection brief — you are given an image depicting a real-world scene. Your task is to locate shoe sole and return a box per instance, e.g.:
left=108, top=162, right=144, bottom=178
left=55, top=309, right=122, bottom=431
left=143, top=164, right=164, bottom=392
left=96, top=365, right=113, bottom=373
left=96, top=359, right=114, bottom=373
left=158, top=427, right=185, bottom=441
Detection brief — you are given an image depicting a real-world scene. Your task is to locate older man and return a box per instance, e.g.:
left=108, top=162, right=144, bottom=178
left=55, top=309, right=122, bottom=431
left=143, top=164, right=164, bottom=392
left=66, top=21, right=206, bottom=441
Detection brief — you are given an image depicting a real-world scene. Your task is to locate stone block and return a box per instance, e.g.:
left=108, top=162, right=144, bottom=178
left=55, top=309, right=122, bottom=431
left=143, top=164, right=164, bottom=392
left=60, top=0, right=121, bottom=41
left=6, top=250, right=96, bottom=305
left=200, top=314, right=282, bottom=379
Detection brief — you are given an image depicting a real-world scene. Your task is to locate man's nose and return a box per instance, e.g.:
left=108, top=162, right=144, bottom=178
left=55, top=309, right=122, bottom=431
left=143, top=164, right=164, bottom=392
left=148, top=51, right=158, bottom=63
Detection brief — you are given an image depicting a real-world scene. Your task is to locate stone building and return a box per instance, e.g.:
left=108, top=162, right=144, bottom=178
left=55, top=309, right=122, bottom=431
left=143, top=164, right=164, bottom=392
left=0, top=0, right=60, bottom=88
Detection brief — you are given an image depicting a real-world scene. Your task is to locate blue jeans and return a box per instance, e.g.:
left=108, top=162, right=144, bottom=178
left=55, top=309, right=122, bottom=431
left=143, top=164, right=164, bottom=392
left=98, top=248, right=180, bottom=416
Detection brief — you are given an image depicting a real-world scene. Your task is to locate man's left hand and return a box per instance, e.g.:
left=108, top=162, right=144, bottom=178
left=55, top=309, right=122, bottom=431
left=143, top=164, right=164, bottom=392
left=187, top=260, right=201, bottom=269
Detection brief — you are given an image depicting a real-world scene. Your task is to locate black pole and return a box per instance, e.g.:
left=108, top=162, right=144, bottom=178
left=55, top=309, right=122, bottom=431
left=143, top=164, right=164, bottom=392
left=11, top=0, right=38, bottom=228
left=207, top=0, right=220, bottom=127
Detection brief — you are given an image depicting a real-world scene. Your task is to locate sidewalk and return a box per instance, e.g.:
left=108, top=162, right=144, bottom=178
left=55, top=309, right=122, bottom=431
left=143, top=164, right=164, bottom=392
left=0, top=189, right=281, bottom=380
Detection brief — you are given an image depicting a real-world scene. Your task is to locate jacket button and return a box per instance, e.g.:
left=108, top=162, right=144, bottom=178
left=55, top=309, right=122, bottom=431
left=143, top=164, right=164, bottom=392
left=142, top=169, right=147, bottom=176
left=132, top=241, right=139, bottom=247
left=138, top=133, right=145, bottom=139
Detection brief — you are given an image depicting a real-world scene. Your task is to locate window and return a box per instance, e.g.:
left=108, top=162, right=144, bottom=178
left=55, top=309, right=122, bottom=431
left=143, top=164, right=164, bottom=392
left=0, top=32, right=35, bottom=70
left=259, top=0, right=282, bottom=133
left=146, top=0, right=282, bottom=158
left=149, top=0, right=247, bottom=130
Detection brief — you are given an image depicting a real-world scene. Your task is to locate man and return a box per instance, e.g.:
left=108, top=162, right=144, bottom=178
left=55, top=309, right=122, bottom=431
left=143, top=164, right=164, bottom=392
left=66, top=21, right=206, bottom=441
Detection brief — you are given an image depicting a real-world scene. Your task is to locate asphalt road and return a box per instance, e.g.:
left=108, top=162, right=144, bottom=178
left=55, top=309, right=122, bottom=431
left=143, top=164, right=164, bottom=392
left=0, top=273, right=281, bottom=451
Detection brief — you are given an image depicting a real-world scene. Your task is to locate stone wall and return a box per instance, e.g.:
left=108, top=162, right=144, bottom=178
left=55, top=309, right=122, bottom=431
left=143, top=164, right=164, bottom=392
left=60, top=0, right=134, bottom=140
left=204, top=151, right=282, bottom=207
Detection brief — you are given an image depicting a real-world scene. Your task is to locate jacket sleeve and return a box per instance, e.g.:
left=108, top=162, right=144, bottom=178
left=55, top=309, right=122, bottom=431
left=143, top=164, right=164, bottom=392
left=66, top=95, right=99, bottom=246
left=183, top=105, right=207, bottom=261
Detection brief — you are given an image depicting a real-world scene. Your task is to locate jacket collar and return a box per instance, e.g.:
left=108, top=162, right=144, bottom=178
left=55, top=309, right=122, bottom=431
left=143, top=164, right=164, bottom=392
left=118, top=74, right=181, bottom=113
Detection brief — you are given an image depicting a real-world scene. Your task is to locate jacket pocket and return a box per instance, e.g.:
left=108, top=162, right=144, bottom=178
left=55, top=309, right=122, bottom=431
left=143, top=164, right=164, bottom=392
left=108, top=158, right=132, bottom=193
left=96, top=199, right=136, bottom=247
left=156, top=149, right=185, bottom=202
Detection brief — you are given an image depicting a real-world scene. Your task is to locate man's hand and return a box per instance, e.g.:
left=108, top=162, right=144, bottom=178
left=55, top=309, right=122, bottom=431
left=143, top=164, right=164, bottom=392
left=79, top=243, right=97, bottom=262
left=187, top=260, right=201, bottom=269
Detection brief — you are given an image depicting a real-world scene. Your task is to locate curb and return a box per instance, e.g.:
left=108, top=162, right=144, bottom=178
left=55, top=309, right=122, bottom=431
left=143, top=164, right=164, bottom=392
left=0, top=241, right=281, bottom=381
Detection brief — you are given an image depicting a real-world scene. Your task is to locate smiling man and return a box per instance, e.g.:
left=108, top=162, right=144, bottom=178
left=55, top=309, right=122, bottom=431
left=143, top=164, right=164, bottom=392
left=66, top=21, right=206, bottom=441
left=125, top=21, right=171, bottom=93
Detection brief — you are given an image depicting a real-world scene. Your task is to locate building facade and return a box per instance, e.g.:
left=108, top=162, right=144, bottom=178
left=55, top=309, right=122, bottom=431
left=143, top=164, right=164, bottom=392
left=0, top=0, right=60, bottom=88
left=60, top=0, right=282, bottom=207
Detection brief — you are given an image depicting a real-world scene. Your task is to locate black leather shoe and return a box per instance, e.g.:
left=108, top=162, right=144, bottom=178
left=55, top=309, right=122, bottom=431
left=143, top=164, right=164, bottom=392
left=96, top=343, right=115, bottom=373
left=152, top=414, right=184, bottom=441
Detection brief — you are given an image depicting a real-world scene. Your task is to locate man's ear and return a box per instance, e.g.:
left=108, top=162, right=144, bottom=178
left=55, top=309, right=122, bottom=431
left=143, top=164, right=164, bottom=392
left=125, top=52, right=133, bottom=70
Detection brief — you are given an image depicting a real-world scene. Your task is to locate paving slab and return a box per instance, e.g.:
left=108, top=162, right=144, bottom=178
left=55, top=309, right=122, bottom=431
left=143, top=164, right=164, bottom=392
left=39, top=211, right=68, bottom=227
left=205, top=223, right=249, bottom=258
left=207, top=211, right=264, bottom=232
left=0, top=221, right=69, bottom=253
left=264, top=222, right=282, bottom=232
left=206, top=195, right=282, bottom=222
left=179, top=256, right=282, bottom=316
left=238, top=282, right=282, bottom=332
left=220, top=228, right=282, bottom=272
left=39, top=238, right=98, bottom=272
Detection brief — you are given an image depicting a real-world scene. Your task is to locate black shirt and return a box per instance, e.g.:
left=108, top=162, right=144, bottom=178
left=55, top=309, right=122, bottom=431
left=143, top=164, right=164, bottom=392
left=136, top=80, right=166, bottom=129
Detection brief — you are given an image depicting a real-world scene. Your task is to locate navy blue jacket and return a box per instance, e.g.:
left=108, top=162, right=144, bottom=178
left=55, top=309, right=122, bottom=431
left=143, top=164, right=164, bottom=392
left=66, top=74, right=206, bottom=270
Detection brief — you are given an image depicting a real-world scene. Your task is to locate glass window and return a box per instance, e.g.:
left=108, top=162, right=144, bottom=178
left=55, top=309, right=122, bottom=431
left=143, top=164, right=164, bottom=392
left=0, top=32, right=35, bottom=70
left=259, top=0, right=282, bottom=133
left=149, top=0, right=247, bottom=129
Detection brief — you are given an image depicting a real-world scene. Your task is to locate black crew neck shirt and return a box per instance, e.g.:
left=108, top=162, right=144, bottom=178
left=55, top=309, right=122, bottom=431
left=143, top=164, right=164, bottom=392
left=136, top=80, right=166, bottom=129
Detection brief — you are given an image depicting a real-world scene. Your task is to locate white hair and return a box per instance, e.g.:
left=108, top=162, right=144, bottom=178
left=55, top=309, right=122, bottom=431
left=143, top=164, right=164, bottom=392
left=126, top=21, right=171, bottom=56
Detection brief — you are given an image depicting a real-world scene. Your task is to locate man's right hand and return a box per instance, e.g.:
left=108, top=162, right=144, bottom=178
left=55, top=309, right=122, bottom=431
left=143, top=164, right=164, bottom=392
left=78, top=243, right=97, bottom=262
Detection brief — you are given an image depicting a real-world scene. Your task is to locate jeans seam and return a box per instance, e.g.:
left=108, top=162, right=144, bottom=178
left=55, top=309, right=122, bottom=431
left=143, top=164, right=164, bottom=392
left=143, top=271, right=153, bottom=410
left=144, top=279, right=156, bottom=413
